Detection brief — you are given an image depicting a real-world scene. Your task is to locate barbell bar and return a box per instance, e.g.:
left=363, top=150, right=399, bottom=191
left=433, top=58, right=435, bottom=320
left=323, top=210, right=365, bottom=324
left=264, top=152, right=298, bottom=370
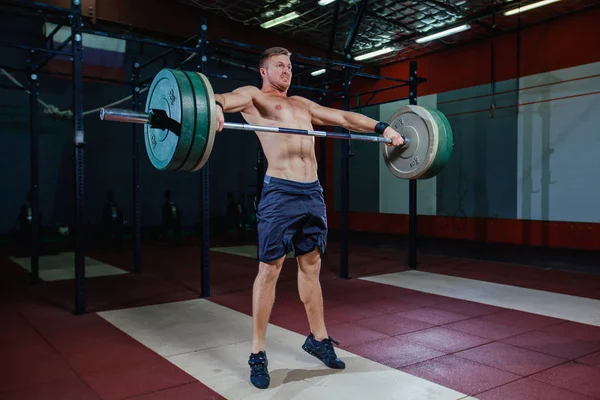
left=100, top=108, right=409, bottom=146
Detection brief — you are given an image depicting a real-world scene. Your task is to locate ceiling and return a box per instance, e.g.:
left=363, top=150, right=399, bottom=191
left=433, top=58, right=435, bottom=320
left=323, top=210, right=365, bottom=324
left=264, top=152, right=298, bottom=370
left=180, top=0, right=599, bottom=66
left=2, top=0, right=596, bottom=103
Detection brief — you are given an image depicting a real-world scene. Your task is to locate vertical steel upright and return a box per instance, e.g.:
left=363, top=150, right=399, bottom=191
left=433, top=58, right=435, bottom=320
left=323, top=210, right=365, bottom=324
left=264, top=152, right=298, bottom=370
left=408, top=61, right=418, bottom=269
left=71, top=0, right=86, bottom=314
left=198, top=17, right=211, bottom=297
left=28, top=55, right=41, bottom=284
left=131, top=57, right=142, bottom=274
left=339, top=65, right=352, bottom=279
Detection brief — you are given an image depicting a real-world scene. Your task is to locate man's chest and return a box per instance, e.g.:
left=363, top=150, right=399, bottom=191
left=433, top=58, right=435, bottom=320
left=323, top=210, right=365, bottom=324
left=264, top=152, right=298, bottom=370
left=255, top=97, right=310, bottom=121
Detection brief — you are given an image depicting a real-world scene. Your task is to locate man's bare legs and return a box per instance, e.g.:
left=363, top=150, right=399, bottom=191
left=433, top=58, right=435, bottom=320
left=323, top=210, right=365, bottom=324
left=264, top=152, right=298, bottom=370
left=251, top=256, right=285, bottom=354
left=297, top=248, right=328, bottom=341
left=249, top=248, right=344, bottom=390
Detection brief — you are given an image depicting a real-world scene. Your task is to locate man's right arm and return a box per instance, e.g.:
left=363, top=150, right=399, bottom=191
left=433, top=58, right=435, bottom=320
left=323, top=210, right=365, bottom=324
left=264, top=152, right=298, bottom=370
left=214, top=86, right=257, bottom=132
left=214, top=86, right=256, bottom=113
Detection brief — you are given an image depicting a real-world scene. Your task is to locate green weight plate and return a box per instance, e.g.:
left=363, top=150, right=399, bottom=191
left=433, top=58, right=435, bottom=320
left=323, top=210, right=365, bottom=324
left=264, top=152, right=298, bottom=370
left=179, top=71, right=217, bottom=172
left=432, top=107, right=454, bottom=178
left=382, top=105, right=441, bottom=179
left=418, top=107, right=454, bottom=179
left=144, top=69, right=196, bottom=171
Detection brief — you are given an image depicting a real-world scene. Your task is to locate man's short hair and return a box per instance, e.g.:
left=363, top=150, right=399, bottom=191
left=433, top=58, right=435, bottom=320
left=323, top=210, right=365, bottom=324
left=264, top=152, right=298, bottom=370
left=259, top=47, right=291, bottom=69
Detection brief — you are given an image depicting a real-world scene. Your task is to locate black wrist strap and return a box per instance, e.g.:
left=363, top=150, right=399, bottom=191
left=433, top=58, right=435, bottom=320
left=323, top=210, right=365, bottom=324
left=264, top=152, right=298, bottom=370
left=374, top=122, right=389, bottom=135
left=215, top=101, right=224, bottom=111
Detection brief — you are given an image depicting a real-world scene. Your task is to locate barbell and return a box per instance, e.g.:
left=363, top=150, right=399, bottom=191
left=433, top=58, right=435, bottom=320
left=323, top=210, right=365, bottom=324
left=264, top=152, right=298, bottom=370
left=99, top=68, right=454, bottom=179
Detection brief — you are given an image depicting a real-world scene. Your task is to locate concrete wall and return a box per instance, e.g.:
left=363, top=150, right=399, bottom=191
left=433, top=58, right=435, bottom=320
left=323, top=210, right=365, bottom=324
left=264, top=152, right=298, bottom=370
left=517, top=62, right=600, bottom=223
left=437, top=80, right=519, bottom=219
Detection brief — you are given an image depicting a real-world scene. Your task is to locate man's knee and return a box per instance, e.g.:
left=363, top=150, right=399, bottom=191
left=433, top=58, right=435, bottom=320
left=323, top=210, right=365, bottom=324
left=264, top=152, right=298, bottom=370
left=257, top=257, right=285, bottom=283
left=297, top=248, right=322, bottom=275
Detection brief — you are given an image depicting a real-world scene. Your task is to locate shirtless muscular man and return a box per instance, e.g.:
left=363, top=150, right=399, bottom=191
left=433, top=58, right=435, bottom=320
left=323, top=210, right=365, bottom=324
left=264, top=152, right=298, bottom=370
left=214, top=47, right=404, bottom=389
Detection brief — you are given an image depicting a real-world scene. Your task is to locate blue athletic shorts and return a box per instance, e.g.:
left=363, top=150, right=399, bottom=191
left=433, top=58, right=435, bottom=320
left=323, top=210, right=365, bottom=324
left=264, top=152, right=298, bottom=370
left=256, top=175, right=327, bottom=263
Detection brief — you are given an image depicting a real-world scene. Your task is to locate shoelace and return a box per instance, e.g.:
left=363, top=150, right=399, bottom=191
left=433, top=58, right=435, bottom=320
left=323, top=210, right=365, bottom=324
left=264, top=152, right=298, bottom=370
left=251, top=363, right=268, bottom=375
left=249, top=356, right=268, bottom=376
left=319, top=337, right=340, bottom=353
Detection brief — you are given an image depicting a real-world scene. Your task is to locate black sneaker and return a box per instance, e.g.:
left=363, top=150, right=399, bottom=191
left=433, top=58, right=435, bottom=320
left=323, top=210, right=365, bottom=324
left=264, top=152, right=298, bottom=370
left=302, top=333, right=346, bottom=369
left=248, top=351, right=270, bottom=389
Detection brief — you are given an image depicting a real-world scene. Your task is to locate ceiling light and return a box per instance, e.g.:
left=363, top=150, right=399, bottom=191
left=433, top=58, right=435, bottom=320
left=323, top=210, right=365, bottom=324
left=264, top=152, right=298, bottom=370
left=260, top=12, right=300, bottom=29
left=354, top=47, right=394, bottom=61
left=504, top=0, right=560, bottom=16
left=311, top=68, right=326, bottom=76
left=415, top=24, right=471, bottom=44
left=318, top=0, right=336, bottom=5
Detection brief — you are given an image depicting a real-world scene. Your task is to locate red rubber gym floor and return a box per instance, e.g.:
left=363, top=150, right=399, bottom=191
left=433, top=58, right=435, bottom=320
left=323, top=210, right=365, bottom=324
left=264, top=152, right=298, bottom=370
left=1, top=241, right=600, bottom=399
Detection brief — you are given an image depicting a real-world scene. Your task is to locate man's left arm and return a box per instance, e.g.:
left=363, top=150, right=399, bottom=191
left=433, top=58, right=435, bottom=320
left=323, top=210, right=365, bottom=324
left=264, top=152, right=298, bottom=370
left=302, top=98, right=405, bottom=146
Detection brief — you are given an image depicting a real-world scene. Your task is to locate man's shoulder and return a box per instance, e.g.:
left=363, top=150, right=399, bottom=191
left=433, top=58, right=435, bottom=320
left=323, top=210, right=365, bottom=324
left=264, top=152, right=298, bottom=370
left=289, top=95, right=314, bottom=105
left=233, top=85, right=261, bottom=95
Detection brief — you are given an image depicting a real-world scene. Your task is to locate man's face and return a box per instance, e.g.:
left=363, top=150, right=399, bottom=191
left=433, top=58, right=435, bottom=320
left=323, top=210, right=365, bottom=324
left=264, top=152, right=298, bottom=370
left=261, top=54, right=292, bottom=91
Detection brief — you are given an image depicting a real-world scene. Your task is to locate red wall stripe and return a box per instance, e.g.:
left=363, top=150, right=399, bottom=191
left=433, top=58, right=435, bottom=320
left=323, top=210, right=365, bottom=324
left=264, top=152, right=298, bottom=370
left=326, top=212, right=600, bottom=251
